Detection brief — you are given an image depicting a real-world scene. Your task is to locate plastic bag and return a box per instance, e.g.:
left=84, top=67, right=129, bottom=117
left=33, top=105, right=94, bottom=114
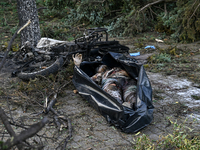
left=72, top=52, right=154, bottom=133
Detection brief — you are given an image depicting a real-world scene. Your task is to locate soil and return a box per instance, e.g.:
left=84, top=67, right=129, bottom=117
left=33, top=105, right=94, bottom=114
left=0, top=36, right=200, bottom=149
left=1, top=1, right=200, bottom=149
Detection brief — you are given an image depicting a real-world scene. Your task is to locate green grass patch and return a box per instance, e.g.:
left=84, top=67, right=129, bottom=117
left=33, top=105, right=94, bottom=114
left=133, top=119, right=200, bottom=150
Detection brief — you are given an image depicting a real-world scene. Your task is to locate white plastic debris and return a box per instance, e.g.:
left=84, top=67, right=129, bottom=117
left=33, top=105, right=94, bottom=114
left=155, top=39, right=164, bottom=43
left=36, top=37, right=68, bottom=48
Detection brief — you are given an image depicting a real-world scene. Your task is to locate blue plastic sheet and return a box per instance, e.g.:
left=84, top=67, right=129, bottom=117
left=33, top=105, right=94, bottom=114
left=130, top=52, right=140, bottom=56
left=145, top=45, right=155, bottom=49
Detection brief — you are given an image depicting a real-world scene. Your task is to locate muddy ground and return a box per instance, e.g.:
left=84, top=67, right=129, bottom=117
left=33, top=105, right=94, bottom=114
left=0, top=37, right=200, bottom=149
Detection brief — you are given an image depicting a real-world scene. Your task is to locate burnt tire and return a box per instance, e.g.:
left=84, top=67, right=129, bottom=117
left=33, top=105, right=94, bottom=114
left=18, top=57, right=64, bottom=80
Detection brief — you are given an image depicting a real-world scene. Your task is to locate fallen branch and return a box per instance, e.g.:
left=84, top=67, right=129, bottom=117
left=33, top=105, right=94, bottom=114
left=45, top=95, right=57, bottom=114
left=0, top=107, right=16, bottom=139
left=45, top=98, right=68, bottom=131
left=62, top=118, right=72, bottom=150
left=41, top=94, right=71, bottom=149
left=0, top=107, right=22, bottom=150
left=3, top=117, right=48, bottom=150
left=0, top=20, right=31, bottom=71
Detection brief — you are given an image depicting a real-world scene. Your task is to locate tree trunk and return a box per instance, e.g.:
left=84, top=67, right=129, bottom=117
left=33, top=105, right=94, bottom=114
left=16, top=0, right=41, bottom=46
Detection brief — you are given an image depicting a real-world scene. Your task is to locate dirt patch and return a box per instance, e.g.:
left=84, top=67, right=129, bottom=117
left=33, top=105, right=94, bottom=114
left=0, top=47, right=200, bottom=149
left=1, top=25, right=200, bottom=149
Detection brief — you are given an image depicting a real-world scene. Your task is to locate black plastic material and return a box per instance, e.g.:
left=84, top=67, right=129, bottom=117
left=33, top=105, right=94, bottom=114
left=72, top=52, right=154, bottom=133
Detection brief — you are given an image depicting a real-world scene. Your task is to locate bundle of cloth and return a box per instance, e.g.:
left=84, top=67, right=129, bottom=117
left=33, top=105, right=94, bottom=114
left=91, top=65, right=137, bottom=108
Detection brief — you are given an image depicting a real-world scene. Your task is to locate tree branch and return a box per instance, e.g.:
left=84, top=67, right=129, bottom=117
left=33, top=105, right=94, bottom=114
left=62, top=118, right=72, bottom=150
left=17, top=19, right=31, bottom=34
left=0, top=107, right=22, bottom=150
left=164, top=2, right=167, bottom=17
left=0, top=107, right=16, bottom=138
left=187, top=3, right=200, bottom=27
left=3, top=117, right=48, bottom=150
left=0, top=20, right=31, bottom=71
left=139, top=0, right=165, bottom=13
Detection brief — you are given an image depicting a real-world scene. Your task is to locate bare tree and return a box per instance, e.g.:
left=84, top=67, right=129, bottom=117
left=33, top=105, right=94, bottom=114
left=16, top=0, right=41, bottom=46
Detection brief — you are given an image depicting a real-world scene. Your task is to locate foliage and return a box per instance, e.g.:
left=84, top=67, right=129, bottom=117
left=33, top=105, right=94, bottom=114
left=133, top=118, right=200, bottom=150
left=37, top=0, right=151, bottom=36
left=35, top=0, right=200, bottom=42
left=191, top=94, right=200, bottom=100
left=37, top=0, right=74, bottom=9
left=17, top=64, right=74, bottom=105
left=2, top=0, right=200, bottom=43
left=64, top=0, right=128, bottom=26
left=0, top=140, right=7, bottom=150
left=156, top=0, right=200, bottom=42
left=40, top=22, right=78, bottom=41
left=149, top=53, right=171, bottom=63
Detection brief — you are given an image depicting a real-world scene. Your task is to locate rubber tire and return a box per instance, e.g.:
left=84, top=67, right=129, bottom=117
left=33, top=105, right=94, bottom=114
left=18, top=57, right=64, bottom=80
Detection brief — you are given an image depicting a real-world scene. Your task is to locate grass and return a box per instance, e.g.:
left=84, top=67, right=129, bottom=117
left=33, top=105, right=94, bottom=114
left=191, top=95, right=200, bottom=100
left=133, top=118, right=200, bottom=150
left=0, top=0, right=20, bottom=50
left=144, top=47, right=200, bottom=83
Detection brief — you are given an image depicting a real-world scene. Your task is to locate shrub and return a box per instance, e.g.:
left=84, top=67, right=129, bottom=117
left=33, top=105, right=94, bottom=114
left=149, top=53, right=171, bottom=63
left=37, top=0, right=200, bottom=42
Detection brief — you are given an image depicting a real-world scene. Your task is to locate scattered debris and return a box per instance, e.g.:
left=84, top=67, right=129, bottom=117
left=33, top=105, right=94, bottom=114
left=145, top=45, right=156, bottom=49
left=130, top=52, right=140, bottom=56
left=155, top=39, right=164, bottom=43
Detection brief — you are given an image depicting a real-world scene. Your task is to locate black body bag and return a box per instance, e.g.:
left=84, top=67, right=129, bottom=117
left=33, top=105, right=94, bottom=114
left=72, top=52, right=154, bottom=133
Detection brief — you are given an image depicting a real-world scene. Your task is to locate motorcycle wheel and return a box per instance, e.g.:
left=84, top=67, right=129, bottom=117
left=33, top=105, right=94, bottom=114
left=17, top=56, right=64, bottom=80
